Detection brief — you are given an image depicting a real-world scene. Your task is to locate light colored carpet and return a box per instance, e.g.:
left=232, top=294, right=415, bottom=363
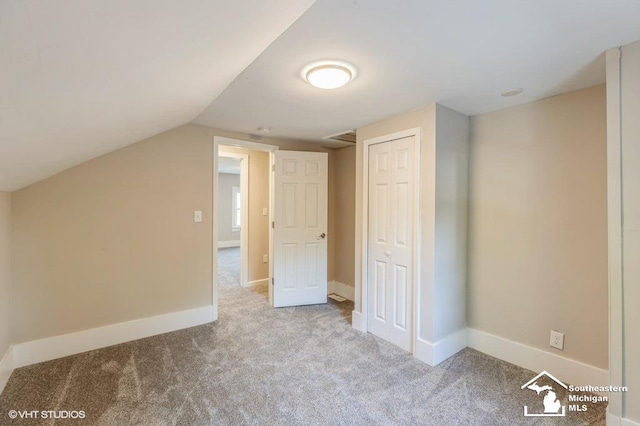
left=217, top=247, right=240, bottom=287
left=0, top=284, right=605, bottom=425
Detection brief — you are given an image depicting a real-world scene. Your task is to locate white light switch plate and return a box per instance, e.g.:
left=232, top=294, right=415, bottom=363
left=263, top=254, right=268, bottom=263
left=262, top=207, right=268, bottom=216
left=194, top=211, right=202, bottom=223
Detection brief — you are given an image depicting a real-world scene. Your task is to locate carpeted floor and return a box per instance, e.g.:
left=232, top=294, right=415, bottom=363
left=217, top=247, right=240, bottom=287
left=0, top=284, right=606, bottom=425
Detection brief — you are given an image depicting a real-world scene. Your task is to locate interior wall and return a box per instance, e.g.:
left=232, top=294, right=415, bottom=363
left=217, top=173, right=240, bottom=244
left=218, top=146, right=270, bottom=282
left=332, top=146, right=356, bottom=287
left=432, top=105, right=469, bottom=342
left=619, top=40, right=640, bottom=425
left=467, top=84, right=608, bottom=369
left=355, top=105, right=435, bottom=315
left=11, top=123, right=332, bottom=343
left=607, top=40, right=640, bottom=423
left=327, top=150, right=336, bottom=285
left=0, top=192, right=11, bottom=359
left=12, top=125, right=213, bottom=343
left=355, top=104, right=469, bottom=351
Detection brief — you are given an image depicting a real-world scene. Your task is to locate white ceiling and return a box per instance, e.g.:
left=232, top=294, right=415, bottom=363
left=3, top=0, right=640, bottom=191
left=218, top=157, right=241, bottom=175
left=195, top=0, right=640, bottom=143
left=0, top=0, right=315, bottom=191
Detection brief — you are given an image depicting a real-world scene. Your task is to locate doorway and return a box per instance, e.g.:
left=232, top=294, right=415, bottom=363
left=216, top=154, right=247, bottom=288
left=212, top=137, right=277, bottom=317
left=212, top=137, right=331, bottom=320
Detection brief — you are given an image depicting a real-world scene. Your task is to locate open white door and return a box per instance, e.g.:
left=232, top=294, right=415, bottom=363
left=273, top=150, right=328, bottom=308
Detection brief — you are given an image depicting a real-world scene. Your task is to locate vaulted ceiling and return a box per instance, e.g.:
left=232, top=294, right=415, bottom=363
left=2, top=0, right=640, bottom=191
left=0, top=0, right=315, bottom=190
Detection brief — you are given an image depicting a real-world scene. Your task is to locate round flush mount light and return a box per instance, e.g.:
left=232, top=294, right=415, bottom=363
left=307, top=65, right=351, bottom=89
left=501, top=88, right=524, bottom=97
left=257, top=126, right=271, bottom=133
left=302, top=60, right=357, bottom=90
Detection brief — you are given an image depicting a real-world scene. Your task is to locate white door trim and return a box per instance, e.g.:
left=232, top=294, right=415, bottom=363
left=217, top=152, right=249, bottom=287
left=359, top=127, right=421, bottom=353
left=212, top=137, right=278, bottom=319
left=605, top=46, right=625, bottom=421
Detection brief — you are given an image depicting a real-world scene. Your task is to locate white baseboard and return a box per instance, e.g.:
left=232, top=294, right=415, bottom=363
left=414, top=329, right=468, bottom=366
left=467, top=328, right=608, bottom=388
left=12, top=306, right=215, bottom=369
left=0, top=346, right=13, bottom=395
left=608, top=409, right=640, bottom=426
left=608, top=409, right=621, bottom=426
left=352, top=310, right=364, bottom=332
left=244, top=278, right=269, bottom=288
left=218, top=240, right=240, bottom=248
left=329, top=281, right=355, bottom=301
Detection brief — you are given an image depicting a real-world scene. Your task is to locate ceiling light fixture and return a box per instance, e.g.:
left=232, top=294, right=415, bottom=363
left=257, top=126, right=271, bottom=133
left=303, top=60, right=357, bottom=90
left=501, top=88, right=523, bottom=97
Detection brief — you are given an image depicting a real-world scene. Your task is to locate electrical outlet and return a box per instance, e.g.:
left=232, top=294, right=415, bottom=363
left=263, top=254, right=268, bottom=263
left=550, top=330, right=564, bottom=350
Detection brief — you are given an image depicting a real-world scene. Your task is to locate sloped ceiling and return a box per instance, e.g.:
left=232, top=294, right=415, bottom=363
left=0, top=0, right=315, bottom=191
left=195, top=0, right=640, bottom=143
left=3, top=0, right=640, bottom=191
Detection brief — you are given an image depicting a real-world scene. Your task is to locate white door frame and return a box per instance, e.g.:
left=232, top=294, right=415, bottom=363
left=212, top=136, right=278, bottom=319
left=217, top=151, right=249, bottom=287
left=359, top=128, right=421, bottom=352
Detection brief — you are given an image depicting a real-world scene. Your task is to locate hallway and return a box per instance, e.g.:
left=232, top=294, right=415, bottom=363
left=217, top=247, right=241, bottom=288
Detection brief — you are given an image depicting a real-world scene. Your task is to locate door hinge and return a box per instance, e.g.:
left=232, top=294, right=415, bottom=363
left=271, top=278, right=274, bottom=286
left=272, top=221, right=275, bottom=229
left=272, top=164, right=275, bottom=172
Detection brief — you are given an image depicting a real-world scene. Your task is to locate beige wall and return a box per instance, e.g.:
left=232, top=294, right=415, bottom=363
left=12, top=123, right=332, bottom=343
left=332, top=146, right=356, bottom=287
left=327, top=150, right=336, bottom=284
left=246, top=151, right=270, bottom=282
left=12, top=125, right=213, bottom=343
left=218, top=146, right=270, bottom=282
left=467, top=84, right=608, bottom=369
left=217, top=173, right=240, bottom=243
left=0, top=192, right=11, bottom=358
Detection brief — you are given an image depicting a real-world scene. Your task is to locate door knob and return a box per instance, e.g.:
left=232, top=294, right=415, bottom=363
left=384, top=250, right=391, bottom=257
left=317, top=233, right=326, bottom=240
